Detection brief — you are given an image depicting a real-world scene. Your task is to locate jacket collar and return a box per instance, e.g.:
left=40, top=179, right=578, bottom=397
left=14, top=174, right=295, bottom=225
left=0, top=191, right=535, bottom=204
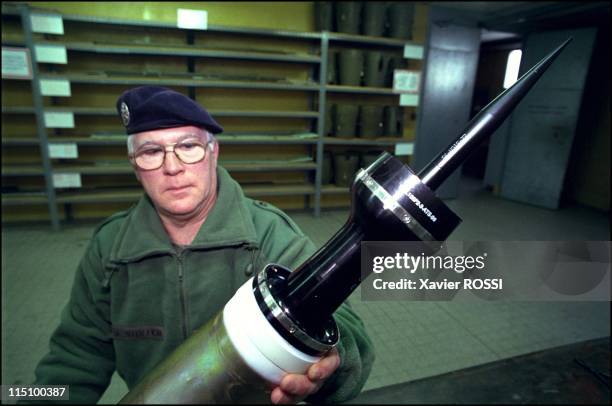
left=109, top=166, right=258, bottom=263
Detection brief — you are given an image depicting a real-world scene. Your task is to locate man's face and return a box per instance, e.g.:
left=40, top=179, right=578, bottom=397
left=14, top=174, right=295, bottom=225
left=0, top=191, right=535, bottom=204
left=130, top=126, right=219, bottom=219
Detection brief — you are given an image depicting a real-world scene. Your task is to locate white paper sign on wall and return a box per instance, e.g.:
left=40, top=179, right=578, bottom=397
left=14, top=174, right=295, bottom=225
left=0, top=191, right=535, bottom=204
left=44, top=111, right=74, bottom=128
left=30, top=13, right=64, bottom=35
left=393, top=69, right=421, bottom=94
left=403, top=44, right=424, bottom=60
left=400, top=94, right=419, bottom=106
left=2, top=47, right=32, bottom=79
left=34, top=44, right=67, bottom=64
left=394, top=142, right=414, bottom=156
left=49, top=143, right=78, bottom=159
left=40, top=78, right=71, bottom=96
left=53, top=172, right=81, bottom=188
left=177, top=9, right=208, bottom=30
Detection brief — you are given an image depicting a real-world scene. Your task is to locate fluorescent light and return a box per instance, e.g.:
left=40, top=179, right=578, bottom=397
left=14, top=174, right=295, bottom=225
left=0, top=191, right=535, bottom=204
left=503, top=49, right=522, bottom=89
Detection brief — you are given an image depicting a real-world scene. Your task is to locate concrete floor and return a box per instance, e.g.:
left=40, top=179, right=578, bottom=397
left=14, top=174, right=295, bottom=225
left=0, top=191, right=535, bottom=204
left=1, top=178, right=610, bottom=404
left=348, top=337, right=610, bottom=404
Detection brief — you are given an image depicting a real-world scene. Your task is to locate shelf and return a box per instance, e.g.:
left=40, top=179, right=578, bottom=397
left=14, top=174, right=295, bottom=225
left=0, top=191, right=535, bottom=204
left=323, top=137, right=413, bottom=146
left=1, top=132, right=413, bottom=152
left=326, top=84, right=398, bottom=95
left=35, top=40, right=321, bottom=64
left=1, top=38, right=320, bottom=63
left=222, top=161, right=317, bottom=172
left=244, top=184, right=315, bottom=197
left=1, top=191, right=48, bottom=206
left=2, top=106, right=117, bottom=115
left=213, top=110, right=320, bottom=118
left=321, top=185, right=351, bottom=194
left=327, top=32, right=420, bottom=49
left=2, top=184, right=316, bottom=206
left=1, top=106, right=320, bottom=118
left=35, top=73, right=320, bottom=91
left=1, top=165, right=45, bottom=176
left=217, top=134, right=318, bottom=144
left=2, top=161, right=317, bottom=176
left=2, top=68, right=320, bottom=92
left=56, top=189, right=141, bottom=204
left=1, top=71, right=322, bottom=92
left=2, top=133, right=320, bottom=146
left=1, top=189, right=144, bottom=205
left=1, top=138, right=42, bottom=146
left=3, top=34, right=419, bottom=56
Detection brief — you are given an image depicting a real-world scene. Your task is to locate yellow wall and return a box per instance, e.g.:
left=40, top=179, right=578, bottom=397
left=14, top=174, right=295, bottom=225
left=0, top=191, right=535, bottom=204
left=27, top=2, right=316, bottom=31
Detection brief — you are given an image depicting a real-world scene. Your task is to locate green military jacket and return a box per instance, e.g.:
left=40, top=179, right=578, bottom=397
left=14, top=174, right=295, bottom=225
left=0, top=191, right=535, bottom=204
left=33, top=166, right=374, bottom=404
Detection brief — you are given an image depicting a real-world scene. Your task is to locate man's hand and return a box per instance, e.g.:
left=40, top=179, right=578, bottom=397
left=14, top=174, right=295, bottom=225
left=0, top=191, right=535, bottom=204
left=270, top=348, right=340, bottom=404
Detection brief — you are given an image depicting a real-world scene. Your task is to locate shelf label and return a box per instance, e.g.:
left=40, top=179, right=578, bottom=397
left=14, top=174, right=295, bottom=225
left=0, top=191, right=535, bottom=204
left=1, top=47, right=32, bottom=79
left=400, top=94, right=419, bottom=106
left=177, top=9, right=208, bottom=30
left=49, top=142, right=78, bottom=159
left=34, top=44, right=67, bottom=64
left=44, top=111, right=74, bottom=128
left=53, top=172, right=81, bottom=188
left=40, top=78, right=71, bottom=96
left=393, top=69, right=420, bottom=94
left=30, top=13, right=64, bottom=35
left=394, top=142, right=414, bottom=156
left=404, top=44, right=424, bottom=60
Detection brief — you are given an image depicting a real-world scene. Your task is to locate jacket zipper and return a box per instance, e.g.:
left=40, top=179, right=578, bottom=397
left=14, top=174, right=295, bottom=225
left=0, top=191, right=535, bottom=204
left=177, top=253, right=188, bottom=340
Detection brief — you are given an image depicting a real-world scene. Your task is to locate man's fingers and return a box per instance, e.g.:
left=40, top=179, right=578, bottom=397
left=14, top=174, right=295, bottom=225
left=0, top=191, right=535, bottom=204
left=308, top=350, right=341, bottom=381
left=271, top=387, right=296, bottom=404
left=280, top=373, right=318, bottom=395
left=272, top=350, right=341, bottom=403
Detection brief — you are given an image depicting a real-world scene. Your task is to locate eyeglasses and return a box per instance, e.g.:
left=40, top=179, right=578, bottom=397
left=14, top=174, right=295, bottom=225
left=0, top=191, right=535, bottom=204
left=130, top=139, right=210, bottom=171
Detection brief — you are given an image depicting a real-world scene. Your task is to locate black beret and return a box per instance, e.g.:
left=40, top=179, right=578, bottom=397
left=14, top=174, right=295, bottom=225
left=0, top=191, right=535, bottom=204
left=116, top=86, right=223, bottom=135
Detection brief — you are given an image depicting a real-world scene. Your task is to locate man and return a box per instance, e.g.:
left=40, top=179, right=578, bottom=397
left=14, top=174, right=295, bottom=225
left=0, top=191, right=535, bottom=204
left=31, top=86, right=374, bottom=404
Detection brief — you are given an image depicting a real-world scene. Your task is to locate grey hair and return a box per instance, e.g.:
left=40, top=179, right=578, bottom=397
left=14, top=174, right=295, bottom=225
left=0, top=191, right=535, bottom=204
left=127, top=128, right=214, bottom=155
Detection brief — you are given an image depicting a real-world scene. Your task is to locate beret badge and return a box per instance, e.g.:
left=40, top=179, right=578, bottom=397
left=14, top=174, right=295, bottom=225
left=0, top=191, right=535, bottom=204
left=120, top=102, right=130, bottom=126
